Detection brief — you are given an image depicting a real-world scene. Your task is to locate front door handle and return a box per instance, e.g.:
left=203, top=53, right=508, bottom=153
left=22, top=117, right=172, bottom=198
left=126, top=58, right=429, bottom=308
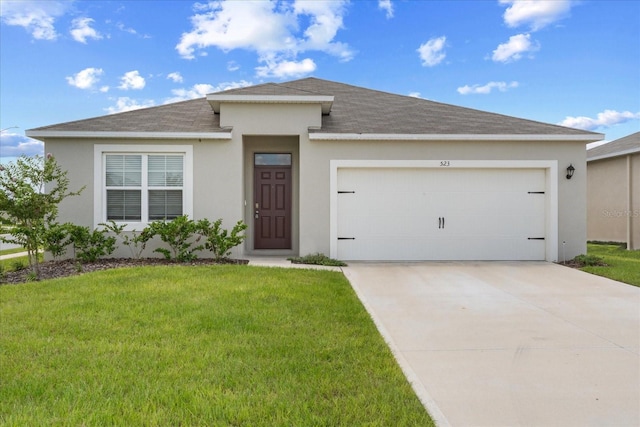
left=255, top=209, right=259, bottom=219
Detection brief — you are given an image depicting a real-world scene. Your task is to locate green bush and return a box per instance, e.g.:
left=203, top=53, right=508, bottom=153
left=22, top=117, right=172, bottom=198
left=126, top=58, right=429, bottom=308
left=67, top=225, right=117, bottom=263
left=43, top=222, right=71, bottom=260
left=145, top=216, right=202, bottom=262
left=102, top=221, right=151, bottom=259
left=288, top=253, right=347, bottom=267
left=197, top=219, right=247, bottom=261
left=11, top=259, right=26, bottom=271
left=571, top=254, right=607, bottom=267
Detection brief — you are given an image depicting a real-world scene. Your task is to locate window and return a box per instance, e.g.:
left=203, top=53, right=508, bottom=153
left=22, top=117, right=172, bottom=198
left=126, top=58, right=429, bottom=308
left=96, top=145, right=192, bottom=229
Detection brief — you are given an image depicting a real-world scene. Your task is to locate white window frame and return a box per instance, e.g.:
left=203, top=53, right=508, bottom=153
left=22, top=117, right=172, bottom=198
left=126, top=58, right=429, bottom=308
left=94, top=145, right=193, bottom=230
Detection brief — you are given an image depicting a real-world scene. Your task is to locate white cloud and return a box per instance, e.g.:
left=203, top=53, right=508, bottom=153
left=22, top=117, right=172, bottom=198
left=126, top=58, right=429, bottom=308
left=457, top=81, right=519, bottom=95
left=0, top=0, right=69, bottom=40
left=417, top=36, right=447, bottom=67
left=559, top=110, right=640, bottom=131
left=175, top=0, right=352, bottom=74
left=66, top=67, right=104, bottom=90
left=256, top=57, right=316, bottom=78
left=118, top=70, right=146, bottom=90
left=408, top=92, right=422, bottom=98
left=70, top=17, right=102, bottom=43
left=167, top=72, right=184, bottom=83
left=378, top=0, right=394, bottom=19
left=500, top=0, right=573, bottom=31
left=227, top=61, right=240, bottom=71
left=0, top=132, right=43, bottom=159
left=164, top=80, right=253, bottom=104
left=116, top=22, right=136, bottom=35
left=105, top=97, right=155, bottom=114
left=292, top=0, right=352, bottom=60
left=492, top=33, right=538, bottom=63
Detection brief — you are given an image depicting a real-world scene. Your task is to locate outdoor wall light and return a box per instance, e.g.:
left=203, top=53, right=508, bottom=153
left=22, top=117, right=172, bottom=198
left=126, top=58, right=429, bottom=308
left=566, top=164, right=575, bottom=180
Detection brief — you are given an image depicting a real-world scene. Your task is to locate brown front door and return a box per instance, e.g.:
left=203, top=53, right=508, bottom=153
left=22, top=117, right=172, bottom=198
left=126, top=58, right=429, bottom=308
left=254, top=154, right=292, bottom=249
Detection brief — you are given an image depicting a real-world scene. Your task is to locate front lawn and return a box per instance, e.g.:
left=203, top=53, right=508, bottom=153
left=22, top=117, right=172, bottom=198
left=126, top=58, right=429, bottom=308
left=582, top=243, right=640, bottom=287
left=0, top=265, right=433, bottom=426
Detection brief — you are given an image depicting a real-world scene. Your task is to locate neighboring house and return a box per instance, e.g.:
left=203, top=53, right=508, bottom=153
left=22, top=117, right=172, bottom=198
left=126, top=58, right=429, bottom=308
left=26, top=78, right=602, bottom=261
left=587, top=132, right=640, bottom=250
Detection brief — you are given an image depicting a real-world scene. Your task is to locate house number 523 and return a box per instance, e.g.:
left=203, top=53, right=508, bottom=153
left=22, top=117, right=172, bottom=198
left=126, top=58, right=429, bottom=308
left=440, top=161, right=450, bottom=167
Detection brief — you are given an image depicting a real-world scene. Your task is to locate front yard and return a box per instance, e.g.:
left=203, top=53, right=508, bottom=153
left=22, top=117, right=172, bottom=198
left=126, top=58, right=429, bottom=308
left=0, top=265, right=433, bottom=426
left=580, top=243, right=640, bottom=287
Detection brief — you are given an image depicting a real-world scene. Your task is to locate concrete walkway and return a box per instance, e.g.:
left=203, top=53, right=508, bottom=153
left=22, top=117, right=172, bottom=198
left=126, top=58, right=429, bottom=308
left=343, top=261, right=640, bottom=427
left=0, top=251, right=29, bottom=261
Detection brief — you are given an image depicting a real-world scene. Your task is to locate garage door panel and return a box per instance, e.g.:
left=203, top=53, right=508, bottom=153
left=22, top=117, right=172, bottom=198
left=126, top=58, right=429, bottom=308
left=337, top=167, right=547, bottom=261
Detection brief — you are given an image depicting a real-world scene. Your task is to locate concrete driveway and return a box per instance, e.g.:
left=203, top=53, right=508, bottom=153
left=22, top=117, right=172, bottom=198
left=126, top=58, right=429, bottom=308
left=343, top=262, right=640, bottom=427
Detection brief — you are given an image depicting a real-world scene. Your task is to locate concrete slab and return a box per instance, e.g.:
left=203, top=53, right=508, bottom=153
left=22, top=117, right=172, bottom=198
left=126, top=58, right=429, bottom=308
left=343, top=261, right=640, bottom=427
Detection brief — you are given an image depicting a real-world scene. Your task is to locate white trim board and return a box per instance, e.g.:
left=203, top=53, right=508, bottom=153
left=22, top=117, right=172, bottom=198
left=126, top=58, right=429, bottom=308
left=27, top=131, right=232, bottom=140
left=329, top=160, right=559, bottom=262
left=311, top=133, right=602, bottom=142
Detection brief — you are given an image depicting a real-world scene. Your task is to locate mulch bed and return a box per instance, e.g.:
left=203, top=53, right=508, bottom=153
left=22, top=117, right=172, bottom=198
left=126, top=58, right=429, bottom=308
left=1, top=258, right=249, bottom=285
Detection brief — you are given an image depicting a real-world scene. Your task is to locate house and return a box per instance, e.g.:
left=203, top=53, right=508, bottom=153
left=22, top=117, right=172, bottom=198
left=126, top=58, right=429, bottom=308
left=26, top=78, right=602, bottom=261
left=587, top=132, right=639, bottom=250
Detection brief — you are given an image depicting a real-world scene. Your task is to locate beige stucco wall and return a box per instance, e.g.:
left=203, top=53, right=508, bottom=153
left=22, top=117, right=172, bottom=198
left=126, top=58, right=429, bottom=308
left=587, top=153, right=639, bottom=249
left=46, top=138, right=248, bottom=258
left=44, top=103, right=590, bottom=261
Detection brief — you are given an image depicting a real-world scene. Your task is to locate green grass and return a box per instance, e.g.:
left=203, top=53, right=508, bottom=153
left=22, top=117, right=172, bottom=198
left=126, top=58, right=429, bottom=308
left=288, top=252, right=347, bottom=267
left=0, top=254, right=42, bottom=274
left=0, top=265, right=433, bottom=426
left=582, top=243, right=640, bottom=287
left=0, top=246, right=25, bottom=256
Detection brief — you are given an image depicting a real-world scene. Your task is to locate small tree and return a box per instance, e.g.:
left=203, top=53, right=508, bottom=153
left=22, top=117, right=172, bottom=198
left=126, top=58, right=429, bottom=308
left=0, top=155, right=83, bottom=278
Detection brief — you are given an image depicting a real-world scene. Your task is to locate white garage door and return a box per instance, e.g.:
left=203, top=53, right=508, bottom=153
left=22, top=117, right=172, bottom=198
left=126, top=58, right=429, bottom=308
left=336, top=168, right=547, bottom=261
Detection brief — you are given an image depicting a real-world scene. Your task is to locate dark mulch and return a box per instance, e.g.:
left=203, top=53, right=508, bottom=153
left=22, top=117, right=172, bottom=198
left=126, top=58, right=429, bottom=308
left=1, top=258, right=249, bottom=285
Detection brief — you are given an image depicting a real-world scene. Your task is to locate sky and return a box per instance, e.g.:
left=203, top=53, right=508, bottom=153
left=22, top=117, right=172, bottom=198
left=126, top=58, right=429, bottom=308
left=1, top=0, right=639, bottom=164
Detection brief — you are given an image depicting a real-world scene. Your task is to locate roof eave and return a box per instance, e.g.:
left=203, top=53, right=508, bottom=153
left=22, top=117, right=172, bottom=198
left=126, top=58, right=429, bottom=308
left=206, top=94, right=334, bottom=114
left=25, top=130, right=233, bottom=141
left=308, top=133, right=604, bottom=142
left=587, top=147, right=640, bottom=162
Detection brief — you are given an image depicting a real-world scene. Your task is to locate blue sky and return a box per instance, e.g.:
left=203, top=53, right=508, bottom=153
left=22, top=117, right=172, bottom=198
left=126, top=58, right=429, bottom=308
left=1, top=0, right=638, bottom=163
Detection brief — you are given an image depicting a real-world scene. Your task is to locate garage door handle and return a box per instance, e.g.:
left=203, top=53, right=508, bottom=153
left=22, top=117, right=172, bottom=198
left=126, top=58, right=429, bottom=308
left=438, top=217, right=445, bottom=229
left=442, top=217, right=445, bottom=229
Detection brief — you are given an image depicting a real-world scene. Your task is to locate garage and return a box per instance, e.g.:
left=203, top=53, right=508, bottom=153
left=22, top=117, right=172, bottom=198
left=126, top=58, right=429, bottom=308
left=335, top=165, right=550, bottom=261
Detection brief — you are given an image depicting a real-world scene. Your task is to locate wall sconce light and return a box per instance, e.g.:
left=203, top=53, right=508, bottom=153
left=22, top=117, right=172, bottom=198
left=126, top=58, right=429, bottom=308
left=566, top=164, right=575, bottom=180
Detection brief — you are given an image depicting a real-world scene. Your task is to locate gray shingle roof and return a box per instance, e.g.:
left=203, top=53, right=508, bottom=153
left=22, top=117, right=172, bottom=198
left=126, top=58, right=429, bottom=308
left=28, top=77, right=601, bottom=138
left=587, top=132, right=640, bottom=160
left=29, top=97, right=223, bottom=133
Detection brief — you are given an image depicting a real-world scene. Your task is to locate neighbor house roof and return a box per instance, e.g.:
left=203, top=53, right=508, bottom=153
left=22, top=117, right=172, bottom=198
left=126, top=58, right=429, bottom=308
left=27, top=77, right=602, bottom=141
left=587, top=132, right=640, bottom=161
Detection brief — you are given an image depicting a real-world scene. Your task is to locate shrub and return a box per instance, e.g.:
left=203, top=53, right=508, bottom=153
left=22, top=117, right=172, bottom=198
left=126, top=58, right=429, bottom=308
left=570, top=254, right=608, bottom=267
left=288, top=253, right=347, bottom=267
left=44, top=222, right=71, bottom=260
left=145, top=216, right=202, bottom=262
left=197, top=219, right=247, bottom=261
left=67, top=225, right=117, bottom=263
left=102, top=221, right=150, bottom=259
left=11, top=259, right=26, bottom=271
